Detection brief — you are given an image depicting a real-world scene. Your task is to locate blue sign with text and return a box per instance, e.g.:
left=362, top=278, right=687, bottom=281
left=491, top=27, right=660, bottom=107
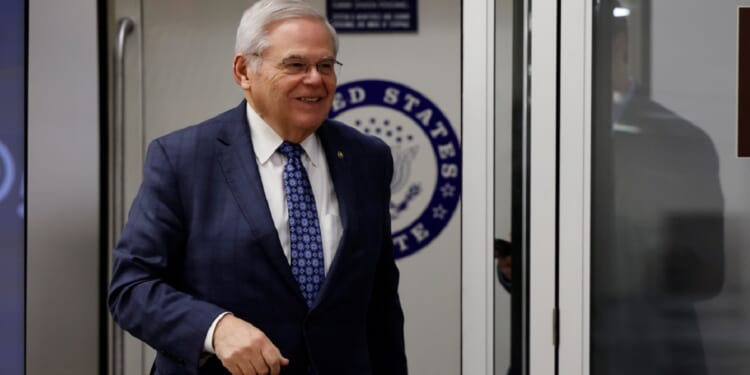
left=327, top=0, right=418, bottom=33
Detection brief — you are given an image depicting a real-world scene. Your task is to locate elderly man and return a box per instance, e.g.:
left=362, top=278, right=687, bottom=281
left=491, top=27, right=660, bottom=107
left=108, top=1, right=407, bottom=374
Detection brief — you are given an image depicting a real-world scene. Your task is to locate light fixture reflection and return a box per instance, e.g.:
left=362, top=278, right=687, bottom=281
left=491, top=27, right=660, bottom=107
left=613, top=6, right=631, bottom=18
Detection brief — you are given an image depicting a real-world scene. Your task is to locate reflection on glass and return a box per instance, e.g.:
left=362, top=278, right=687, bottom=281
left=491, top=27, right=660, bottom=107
left=592, top=1, right=725, bottom=374
left=0, top=0, right=26, bottom=373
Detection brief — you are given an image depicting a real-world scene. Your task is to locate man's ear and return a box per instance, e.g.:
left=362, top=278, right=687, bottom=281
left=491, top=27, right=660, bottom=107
left=232, top=53, right=252, bottom=89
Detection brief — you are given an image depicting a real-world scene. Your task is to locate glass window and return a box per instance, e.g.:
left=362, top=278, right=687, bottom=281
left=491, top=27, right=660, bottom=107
left=591, top=1, right=746, bottom=373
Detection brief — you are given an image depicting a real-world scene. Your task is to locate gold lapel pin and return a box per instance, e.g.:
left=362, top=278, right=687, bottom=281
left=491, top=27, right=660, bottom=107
left=337, top=151, right=344, bottom=159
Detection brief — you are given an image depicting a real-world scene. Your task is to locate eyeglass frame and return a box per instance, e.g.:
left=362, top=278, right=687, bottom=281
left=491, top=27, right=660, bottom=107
left=252, top=53, right=343, bottom=77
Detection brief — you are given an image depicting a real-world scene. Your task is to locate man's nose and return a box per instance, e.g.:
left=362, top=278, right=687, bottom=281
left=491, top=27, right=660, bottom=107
left=302, top=66, right=325, bottom=84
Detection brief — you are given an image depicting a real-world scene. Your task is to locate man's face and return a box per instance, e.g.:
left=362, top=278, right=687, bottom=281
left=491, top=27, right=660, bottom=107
left=246, top=18, right=337, bottom=141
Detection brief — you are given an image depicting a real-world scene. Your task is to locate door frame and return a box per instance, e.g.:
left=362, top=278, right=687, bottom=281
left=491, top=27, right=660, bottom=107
left=461, top=0, right=566, bottom=373
left=558, top=0, right=593, bottom=373
left=461, top=0, right=495, bottom=374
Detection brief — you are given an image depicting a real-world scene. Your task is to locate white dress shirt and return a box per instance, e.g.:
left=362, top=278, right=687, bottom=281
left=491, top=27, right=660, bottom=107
left=247, top=104, right=343, bottom=272
left=203, top=103, right=342, bottom=354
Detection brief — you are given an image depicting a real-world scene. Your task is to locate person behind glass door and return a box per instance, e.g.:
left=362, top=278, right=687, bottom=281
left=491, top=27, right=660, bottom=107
left=494, top=238, right=512, bottom=292
left=107, top=1, right=407, bottom=374
left=494, top=238, right=513, bottom=375
left=591, top=2, right=725, bottom=374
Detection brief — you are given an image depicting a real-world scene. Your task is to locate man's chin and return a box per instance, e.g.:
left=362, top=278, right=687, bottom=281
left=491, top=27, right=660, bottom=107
left=294, top=116, right=328, bottom=130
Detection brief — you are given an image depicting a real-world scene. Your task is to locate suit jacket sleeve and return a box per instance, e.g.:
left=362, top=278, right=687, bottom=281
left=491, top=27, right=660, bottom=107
left=108, top=139, right=225, bottom=372
left=366, top=143, right=408, bottom=375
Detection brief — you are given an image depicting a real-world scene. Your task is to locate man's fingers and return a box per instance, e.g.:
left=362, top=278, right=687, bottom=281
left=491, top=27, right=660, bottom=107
left=214, top=317, right=288, bottom=375
left=249, top=354, right=270, bottom=375
left=269, top=363, right=280, bottom=375
left=267, top=356, right=281, bottom=375
left=229, top=364, right=247, bottom=375
left=262, top=347, right=286, bottom=375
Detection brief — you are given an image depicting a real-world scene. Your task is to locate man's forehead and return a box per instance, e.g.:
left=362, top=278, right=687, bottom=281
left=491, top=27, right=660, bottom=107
left=265, top=17, right=330, bottom=38
left=258, top=21, right=335, bottom=64
left=265, top=18, right=334, bottom=47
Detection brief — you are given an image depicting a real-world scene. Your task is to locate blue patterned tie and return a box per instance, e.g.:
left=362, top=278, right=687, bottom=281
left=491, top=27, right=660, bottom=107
left=278, top=141, right=325, bottom=308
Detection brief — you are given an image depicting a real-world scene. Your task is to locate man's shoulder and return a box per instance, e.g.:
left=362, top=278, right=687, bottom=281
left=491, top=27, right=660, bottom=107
left=624, top=96, right=710, bottom=141
left=154, top=102, right=246, bottom=147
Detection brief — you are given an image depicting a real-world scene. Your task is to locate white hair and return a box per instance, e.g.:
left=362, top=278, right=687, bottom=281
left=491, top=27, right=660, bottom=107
left=235, top=0, right=339, bottom=72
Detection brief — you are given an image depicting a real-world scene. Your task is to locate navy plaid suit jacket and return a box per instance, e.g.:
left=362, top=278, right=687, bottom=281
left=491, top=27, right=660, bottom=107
left=108, top=101, right=407, bottom=375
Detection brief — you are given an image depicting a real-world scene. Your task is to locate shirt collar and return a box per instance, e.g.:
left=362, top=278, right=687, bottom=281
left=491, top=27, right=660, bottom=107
left=246, top=103, right=322, bottom=167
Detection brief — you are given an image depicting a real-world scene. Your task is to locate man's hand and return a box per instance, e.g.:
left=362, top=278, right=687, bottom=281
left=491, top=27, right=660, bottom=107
left=213, top=315, right=290, bottom=375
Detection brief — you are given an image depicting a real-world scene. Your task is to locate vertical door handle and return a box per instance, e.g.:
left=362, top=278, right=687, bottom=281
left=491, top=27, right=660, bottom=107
left=112, top=17, right=134, bottom=375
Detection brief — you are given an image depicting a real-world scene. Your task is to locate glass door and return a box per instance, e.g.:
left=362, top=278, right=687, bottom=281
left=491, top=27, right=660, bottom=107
left=467, top=0, right=562, bottom=373
left=560, top=0, right=750, bottom=373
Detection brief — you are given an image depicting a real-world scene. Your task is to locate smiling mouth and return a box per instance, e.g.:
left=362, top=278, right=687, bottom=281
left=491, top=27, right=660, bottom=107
left=298, top=97, right=321, bottom=103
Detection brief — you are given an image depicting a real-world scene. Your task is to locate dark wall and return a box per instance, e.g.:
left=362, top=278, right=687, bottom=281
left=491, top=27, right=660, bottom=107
left=0, top=0, right=27, bottom=374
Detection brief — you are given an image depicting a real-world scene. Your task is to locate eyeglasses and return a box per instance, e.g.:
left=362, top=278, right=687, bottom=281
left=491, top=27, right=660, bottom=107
left=255, top=54, right=343, bottom=77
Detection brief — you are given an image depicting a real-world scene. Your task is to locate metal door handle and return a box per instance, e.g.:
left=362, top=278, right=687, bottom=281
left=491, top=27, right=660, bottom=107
left=114, top=17, right=134, bottom=236
left=112, top=17, right=134, bottom=375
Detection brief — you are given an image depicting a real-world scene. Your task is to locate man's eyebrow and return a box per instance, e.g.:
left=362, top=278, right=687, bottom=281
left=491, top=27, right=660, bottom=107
left=281, top=54, right=336, bottom=61
left=283, top=54, right=305, bottom=60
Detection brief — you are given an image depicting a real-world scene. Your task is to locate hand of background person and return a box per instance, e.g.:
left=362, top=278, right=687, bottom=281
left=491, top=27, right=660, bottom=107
left=213, top=314, right=290, bottom=375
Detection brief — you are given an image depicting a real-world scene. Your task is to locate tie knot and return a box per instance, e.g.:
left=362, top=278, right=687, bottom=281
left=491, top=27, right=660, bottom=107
left=278, top=141, right=303, bottom=160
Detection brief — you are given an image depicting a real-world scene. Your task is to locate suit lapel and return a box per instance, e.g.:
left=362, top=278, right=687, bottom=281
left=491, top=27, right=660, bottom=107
left=215, top=102, right=304, bottom=303
left=214, top=110, right=362, bottom=310
left=314, top=122, right=360, bottom=305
